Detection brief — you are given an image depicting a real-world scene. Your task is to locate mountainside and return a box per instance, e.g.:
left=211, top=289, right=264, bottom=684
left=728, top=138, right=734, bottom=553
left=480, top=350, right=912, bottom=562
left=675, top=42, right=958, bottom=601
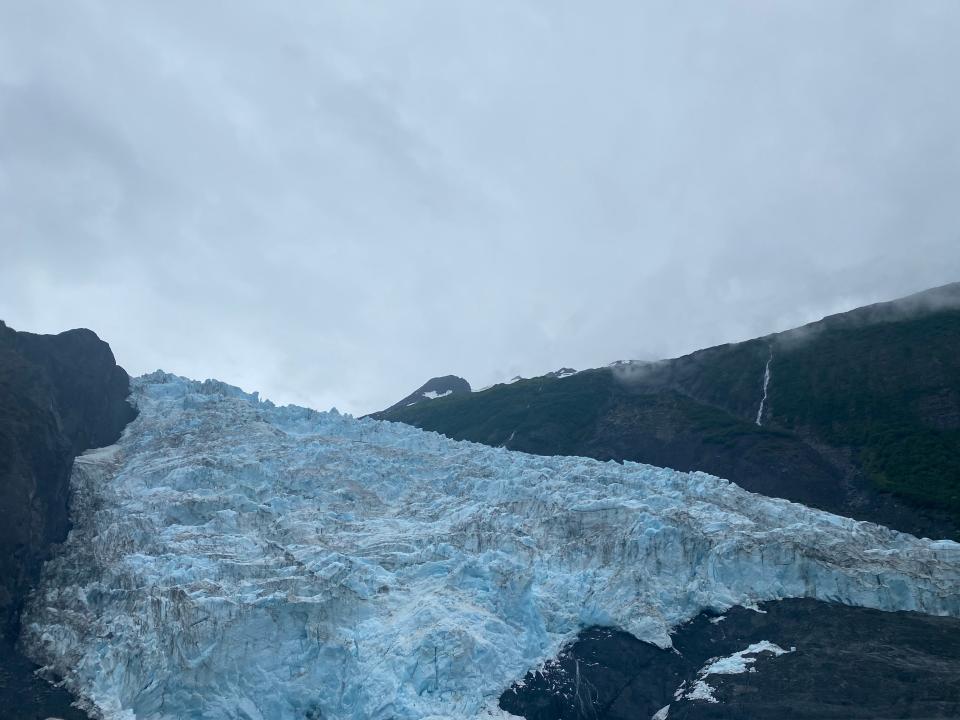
left=0, top=320, right=136, bottom=718
left=22, top=373, right=960, bottom=719
left=373, top=283, right=960, bottom=539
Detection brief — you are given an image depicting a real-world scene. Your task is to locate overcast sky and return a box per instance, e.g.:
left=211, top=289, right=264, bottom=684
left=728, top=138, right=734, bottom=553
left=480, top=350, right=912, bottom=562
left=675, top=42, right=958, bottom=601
left=2, top=1, right=959, bottom=414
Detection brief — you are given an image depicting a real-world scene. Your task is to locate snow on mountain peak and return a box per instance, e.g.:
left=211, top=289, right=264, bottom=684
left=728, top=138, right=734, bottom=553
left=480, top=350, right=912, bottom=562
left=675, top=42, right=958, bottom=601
left=23, top=373, right=960, bottom=720
left=422, top=389, right=453, bottom=400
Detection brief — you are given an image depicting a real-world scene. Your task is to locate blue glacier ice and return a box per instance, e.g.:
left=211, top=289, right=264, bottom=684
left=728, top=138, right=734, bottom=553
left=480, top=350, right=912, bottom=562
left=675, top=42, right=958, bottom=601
left=22, top=372, right=960, bottom=719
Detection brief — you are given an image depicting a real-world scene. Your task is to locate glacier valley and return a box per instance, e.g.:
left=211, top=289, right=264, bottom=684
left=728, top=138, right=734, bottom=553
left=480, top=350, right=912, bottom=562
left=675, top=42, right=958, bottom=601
left=22, top=373, right=960, bottom=719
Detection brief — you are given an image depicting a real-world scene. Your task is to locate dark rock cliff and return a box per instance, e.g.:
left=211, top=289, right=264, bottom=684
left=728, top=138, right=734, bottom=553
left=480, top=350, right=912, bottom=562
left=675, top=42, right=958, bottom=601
left=0, top=320, right=136, bottom=718
left=500, top=599, right=960, bottom=720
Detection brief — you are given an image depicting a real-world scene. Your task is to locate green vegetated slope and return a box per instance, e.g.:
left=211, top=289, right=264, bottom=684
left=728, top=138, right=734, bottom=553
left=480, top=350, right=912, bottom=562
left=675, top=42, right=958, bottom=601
left=767, top=309, right=960, bottom=514
left=375, top=284, right=960, bottom=538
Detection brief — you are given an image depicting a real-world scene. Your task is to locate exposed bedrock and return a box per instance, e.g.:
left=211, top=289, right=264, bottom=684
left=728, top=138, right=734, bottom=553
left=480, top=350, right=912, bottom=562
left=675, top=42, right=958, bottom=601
left=0, top=320, right=135, bottom=718
left=500, top=599, right=960, bottom=719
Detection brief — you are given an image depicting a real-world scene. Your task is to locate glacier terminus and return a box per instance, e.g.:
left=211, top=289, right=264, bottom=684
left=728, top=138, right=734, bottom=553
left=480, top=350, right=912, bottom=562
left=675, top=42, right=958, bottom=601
left=22, top=373, right=960, bottom=719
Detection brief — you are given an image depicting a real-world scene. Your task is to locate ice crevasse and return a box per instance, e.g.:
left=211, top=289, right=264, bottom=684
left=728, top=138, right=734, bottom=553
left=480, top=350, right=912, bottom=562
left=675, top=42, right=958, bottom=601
left=22, top=372, right=960, bottom=719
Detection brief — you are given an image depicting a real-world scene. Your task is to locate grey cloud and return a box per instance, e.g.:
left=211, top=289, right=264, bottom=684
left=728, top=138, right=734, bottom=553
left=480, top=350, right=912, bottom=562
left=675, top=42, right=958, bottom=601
left=1, top=1, right=959, bottom=414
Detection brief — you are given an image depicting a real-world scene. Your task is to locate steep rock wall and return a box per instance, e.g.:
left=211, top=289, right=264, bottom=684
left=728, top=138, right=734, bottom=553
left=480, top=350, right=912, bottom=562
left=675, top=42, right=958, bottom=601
left=0, top=320, right=136, bottom=637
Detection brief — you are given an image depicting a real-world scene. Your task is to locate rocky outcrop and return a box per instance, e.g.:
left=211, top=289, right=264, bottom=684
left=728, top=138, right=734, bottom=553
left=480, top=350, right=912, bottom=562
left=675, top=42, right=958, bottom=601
left=501, top=599, right=960, bottom=719
left=0, top=320, right=135, bottom=637
left=0, top=320, right=135, bottom=718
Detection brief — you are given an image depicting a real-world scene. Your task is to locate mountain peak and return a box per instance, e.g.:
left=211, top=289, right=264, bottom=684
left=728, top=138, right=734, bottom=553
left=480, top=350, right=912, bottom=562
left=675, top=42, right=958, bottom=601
left=375, top=374, right=471, bottom=415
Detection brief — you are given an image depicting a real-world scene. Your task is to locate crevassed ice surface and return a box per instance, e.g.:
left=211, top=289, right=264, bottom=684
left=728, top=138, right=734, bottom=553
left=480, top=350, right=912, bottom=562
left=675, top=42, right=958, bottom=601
left=24, top=373, right=960, bottom=720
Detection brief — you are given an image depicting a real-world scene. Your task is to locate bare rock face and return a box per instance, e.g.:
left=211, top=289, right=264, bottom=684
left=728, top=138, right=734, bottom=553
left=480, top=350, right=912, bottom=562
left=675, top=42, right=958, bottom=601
left=0, top=320, right=135, bottom=719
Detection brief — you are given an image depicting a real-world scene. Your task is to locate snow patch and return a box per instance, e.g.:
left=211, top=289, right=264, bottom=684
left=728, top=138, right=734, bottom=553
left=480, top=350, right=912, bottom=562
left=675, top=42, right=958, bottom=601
left=679, top=641, right=793, bottom=704
left=422, top=390, right=453, bottom=400
left=702, top=640, right=791, bottom=675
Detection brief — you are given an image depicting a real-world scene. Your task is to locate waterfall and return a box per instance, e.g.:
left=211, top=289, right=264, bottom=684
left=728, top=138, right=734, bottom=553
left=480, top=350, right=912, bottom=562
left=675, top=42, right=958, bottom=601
left=755, top=348, right=772, bottom=426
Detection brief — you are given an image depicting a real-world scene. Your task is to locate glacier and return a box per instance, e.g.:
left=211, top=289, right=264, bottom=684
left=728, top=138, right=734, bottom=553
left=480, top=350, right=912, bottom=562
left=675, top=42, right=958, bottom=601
left=22, top=372, right=960, bottom=720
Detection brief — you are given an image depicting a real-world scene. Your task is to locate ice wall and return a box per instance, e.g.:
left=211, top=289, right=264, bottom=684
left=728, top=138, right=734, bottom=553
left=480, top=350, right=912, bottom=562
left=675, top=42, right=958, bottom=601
left=23, top=373, right=960, bottom=719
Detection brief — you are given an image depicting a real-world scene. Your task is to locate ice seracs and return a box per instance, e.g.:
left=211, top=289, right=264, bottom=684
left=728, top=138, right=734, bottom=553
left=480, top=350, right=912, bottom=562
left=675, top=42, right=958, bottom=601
left=23, top=372, right=960, bottom=720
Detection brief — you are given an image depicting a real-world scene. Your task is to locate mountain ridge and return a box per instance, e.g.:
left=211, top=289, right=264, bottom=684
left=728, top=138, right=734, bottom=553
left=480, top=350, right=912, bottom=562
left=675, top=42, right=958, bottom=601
left=372, top=282, right=960, bottom=539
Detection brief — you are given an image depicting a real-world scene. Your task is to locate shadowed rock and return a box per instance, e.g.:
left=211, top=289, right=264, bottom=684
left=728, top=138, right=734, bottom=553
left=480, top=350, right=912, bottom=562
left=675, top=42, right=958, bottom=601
left=0, top=320, right=136, bottom=719
left=500, top=599, right=960, bottom=719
